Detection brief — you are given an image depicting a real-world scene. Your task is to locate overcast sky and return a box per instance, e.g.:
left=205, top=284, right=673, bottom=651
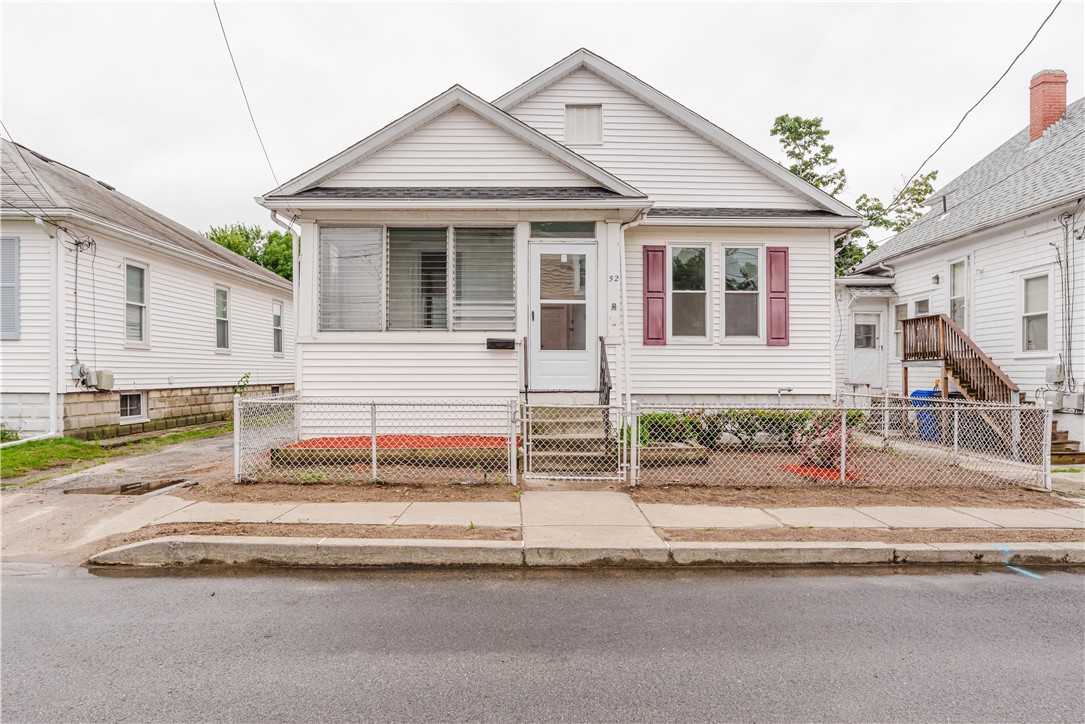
left=3, top=1, right=1082, bottom=238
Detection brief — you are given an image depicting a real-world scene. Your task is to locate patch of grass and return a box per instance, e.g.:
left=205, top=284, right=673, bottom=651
left=1053, top=467, right=1082, bottom=474
left=0, top=423, right=232, bottom=482
left=1, top=437, right=111, bottom=479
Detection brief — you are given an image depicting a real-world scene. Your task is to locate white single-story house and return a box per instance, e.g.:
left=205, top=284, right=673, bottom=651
left=1, top=139, right=295, bottom=441
left=259, top=49, right=863, bottom=412
left=836, top=70, right=1083, bottom=461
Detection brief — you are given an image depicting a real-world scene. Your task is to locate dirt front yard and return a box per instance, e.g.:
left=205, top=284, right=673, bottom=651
left=627, top=485, right=1077, bottom=509
left=660, top=527, right=1085, bottom=543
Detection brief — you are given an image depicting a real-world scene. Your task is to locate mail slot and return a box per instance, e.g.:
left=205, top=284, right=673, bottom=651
left=486, top=338, right=516, bottom=350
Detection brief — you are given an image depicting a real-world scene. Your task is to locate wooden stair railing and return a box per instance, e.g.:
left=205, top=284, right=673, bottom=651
left=901, top=314, right=1020, bottom=403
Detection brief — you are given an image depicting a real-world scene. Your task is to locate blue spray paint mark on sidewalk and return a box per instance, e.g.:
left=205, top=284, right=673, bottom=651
left=994, top=544, right=1044, bottom=580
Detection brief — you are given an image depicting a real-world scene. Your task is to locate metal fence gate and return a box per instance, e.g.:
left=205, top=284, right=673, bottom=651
left=521, top=404, right=626, bottom=481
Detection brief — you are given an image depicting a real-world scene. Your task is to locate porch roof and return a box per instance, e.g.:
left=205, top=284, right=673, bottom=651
left=647, top=207, right=844, bottom=219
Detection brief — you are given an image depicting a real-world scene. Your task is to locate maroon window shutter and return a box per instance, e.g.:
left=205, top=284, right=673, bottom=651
left=643, top=245, right=666, bottom=345
left=766, top=246, right=790, bottom=346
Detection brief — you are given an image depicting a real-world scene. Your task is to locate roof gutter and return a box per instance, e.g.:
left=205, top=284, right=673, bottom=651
left=259, top=197, right=651, bottom=211
left=856, top=194, right=1083, bottom=272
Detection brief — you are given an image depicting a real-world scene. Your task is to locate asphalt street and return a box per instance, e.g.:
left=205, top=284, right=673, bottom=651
left=2, top=567, right=1082, bottom=723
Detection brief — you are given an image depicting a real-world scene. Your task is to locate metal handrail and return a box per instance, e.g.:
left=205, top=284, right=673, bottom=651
left=598, top=336, right=612, bottom=407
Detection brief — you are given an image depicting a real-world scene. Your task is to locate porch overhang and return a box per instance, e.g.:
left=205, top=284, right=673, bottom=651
left=259, top=196, right=651, bottom=222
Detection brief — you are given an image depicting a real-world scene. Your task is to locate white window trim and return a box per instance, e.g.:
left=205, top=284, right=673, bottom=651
left=563, top=103, right=604, bottom=146
left=947, top=256, right=969, bottom=332
left=721, top=244, right=765, bottom=343
left=123, top=259, right=150, bottom=349
left=272, top=299, right=284, bottom=356
left=893, top=302, right=908, bottom=359
left=1015, top=268, right=1055, bottom=358
left=1, top=236, right=20, bottom=341
left=119, top=391, right=149, bottom=425
left=913, top=297, right=931, bottom=317
left=666, top=243, right=712, bottom=343
left=215, top=284, right=231, bottom=353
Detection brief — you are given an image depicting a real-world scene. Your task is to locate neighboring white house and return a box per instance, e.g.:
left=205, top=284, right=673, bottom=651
left=836, top=70, right=1084, bottom=457
left=1, top=139, right=295, bottom=440
left=259, top=49, right=863, bottom=411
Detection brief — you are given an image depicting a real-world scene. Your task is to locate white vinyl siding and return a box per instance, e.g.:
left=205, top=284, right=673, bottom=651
left=626, top=225, right=834, bottom=396
left=320, top=227, right=382, bottom=331
left=0, top=224, right=51, bottom=393
left=565, top=104, right=602, bottom=145
left=215, top=286, right=230, bottom=350
left=322, top=107, right=594, bottom=188
left=124, top=261, right=147, bottom=344
left=1, top=236, right=19, bottom=340
left=507, top=68, right=816, bottom=209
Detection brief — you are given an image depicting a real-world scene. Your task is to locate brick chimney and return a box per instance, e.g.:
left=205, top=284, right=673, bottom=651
left=1030, top=69, right=1068, bottom=142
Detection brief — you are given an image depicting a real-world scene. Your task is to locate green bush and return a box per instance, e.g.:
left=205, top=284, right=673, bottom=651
left=639, top=413, right=694, bottom=444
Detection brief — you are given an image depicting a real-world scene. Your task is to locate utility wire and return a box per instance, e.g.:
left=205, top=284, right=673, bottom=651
left=884, top=0, right=1062, bottom=214
left=212, top=0, right=283, bottom=193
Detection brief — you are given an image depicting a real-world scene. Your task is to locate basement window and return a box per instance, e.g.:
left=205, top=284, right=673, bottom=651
left=119, top=392, right=147, bottom=424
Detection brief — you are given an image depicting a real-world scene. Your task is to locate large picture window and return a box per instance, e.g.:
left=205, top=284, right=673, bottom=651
left=724, top=247, right=760, bottom=337
left=319, top=226, right=515, bottom=332
left=669, top=246, right=708, bottom=339
left=1021, top=273, right=1050, bottom=353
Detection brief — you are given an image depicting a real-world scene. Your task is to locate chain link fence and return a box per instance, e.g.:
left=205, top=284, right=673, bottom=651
left=234, top=394, right=1053, bottom=489
left=632, top=397, right=1052, bottom=488
left=522, top=404, right=625, bottom=481
left=235, top=394, right=517, bottom=485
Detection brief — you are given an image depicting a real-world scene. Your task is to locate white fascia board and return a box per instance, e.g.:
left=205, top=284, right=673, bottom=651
left=3, top=208, right=292, bottom=292
left=267, top=85, right=645, bottom=199
left=494, top=49, right=860, bottom=218
left=640, top=215, right=865, bottom=229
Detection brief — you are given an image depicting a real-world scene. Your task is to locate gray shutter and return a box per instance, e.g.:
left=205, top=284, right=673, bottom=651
left=0, top=237, right=19, bottom=340
left=319, top=227, right=382, bottom=331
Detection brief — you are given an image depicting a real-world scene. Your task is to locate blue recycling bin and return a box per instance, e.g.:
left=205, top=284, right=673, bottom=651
left=910, top=390, right=941, bottom=441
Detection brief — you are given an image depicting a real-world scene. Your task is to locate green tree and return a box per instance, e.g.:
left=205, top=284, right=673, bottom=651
left=770, top=114, right=937, bottom=275
left=204, top=224, right=292, bottom=280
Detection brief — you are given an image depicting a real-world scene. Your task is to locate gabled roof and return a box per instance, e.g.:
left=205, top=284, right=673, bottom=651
left=263, top=85, right=647, bottom=200
left=1, top=139, right=289, bottom=288
left=494, top=49, right=861, bottom=220
left=857, top=97, right=1085, bottom=271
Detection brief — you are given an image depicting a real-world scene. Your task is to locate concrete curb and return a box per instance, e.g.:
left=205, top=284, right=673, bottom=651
left=88, top=536, right=1085, bottom=568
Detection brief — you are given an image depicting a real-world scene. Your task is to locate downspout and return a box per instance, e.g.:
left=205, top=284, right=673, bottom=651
left=618, top=209, right=649, bottom=415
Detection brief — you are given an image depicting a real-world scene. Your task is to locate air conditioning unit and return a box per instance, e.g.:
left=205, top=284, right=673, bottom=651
left=1066, top=392, right=1085, bottom=414
left=1046, top=363, right=1065, bottom=384
left=95, top=370, right=115, bottom=391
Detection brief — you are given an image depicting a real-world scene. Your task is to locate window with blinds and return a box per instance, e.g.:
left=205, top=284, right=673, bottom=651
left=453, top=228, right=515, bottom=330
left=387, top=228, right=449, bottom=330
left=1, top=237, right=20, bottom=340
left=320, top=227, right=382, bottom=330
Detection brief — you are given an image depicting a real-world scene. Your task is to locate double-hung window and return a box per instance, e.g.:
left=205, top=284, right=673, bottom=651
left=125, top=262, right=147, bottom=344
left=1021, top=273, right=1050, bottom=353
left=893, top=303, right=908, bottom=357
left=949, top=260, right=967, bottom=328
left=723, top=247, right=760, bottom=338
left=1, top=237, right=19, bottom=340
left=215, top=286, right=229, bottom=350
left=669, top=246, right=708, bottom=339
left=272, top=301, right=283, bottom=353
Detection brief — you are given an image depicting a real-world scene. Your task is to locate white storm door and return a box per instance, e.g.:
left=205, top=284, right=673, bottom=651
left=849, top=312, right=884, bottom=386
left=529, top=243, right=598, bottom=390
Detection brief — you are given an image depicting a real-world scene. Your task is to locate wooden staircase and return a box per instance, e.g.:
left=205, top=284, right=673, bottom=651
left=902, top=314, right=1081, bottom=465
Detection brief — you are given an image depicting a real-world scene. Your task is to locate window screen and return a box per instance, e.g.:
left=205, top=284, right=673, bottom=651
left=320, top=227, right=382, bottom=330
left=671, top=247, right=707, bottom=338
left=724, top=247, right=759, bottom=337
left=388, top=228, right=448, bottom=330
left=453, top=228, right=514, bottom=330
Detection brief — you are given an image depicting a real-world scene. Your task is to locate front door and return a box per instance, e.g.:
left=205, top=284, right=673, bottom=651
left=529, top=243, right=597, bottom=390
left=849, top=312, right=884, bottom=387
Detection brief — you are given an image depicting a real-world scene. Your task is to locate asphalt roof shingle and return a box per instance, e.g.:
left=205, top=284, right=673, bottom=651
left=289, top=186, right=627, bottom=200
left=857, top=97, right=1085, bottom=271
left=1, top=140, right=289, bottom=288
left=647, top=207, right=843, bottom=219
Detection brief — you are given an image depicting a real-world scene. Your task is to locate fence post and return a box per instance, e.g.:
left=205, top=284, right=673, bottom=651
left=507, top=400, right=517, bottom=487
left=882, top=391, right=890, bottom=448
left=839, top=407, right=847, bottom=484
left=370, top=402, right=378, bottom=483
left=1042, top=401, right=1053, bottom=491
left=232, top=393, right=241, bottom=483
left=1011, top=398, right=1022, bottom=462
left=630, top=400, right=639, bottom=487
left=951, top=406, right=960, bottom=467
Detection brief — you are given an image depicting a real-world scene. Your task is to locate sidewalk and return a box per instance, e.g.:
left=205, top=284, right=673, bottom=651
left=40, top=490, right=1082, bottom=569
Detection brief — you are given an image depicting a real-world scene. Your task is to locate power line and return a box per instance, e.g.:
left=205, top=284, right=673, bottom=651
left=211, top=0, right=283, bottom=192
left=884, top=0, right=1062, bottom=214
